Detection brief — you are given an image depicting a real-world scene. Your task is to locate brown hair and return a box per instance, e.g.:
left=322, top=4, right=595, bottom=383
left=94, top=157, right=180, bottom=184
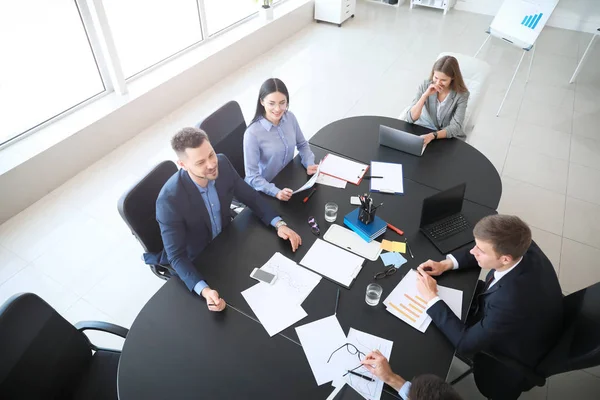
left=409, top=374, right=463, bottom=400
left=473, top=215, right=532, bottom=259
left=171, top=127, right=209, bottom=156
left=429, top=56, right=468, bottom=93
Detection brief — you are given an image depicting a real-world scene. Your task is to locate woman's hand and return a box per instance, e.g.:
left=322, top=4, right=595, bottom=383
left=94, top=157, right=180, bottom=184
left=423, top=83, right=439, bottom=98
left=306, top=165, right=318, bottom=175
left=275, top=188, right=293, bottom=201
left=421, top=132, right=436, bottom=145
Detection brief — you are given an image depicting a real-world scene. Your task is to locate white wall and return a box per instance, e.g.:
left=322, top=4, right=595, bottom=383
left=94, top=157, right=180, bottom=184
left=456, top=0, right=600, bottom=33
left=0, top=2, right=314, bottom=224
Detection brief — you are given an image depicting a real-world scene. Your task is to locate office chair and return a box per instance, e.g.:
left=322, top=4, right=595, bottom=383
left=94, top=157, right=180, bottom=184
left=118, top=160, right=178, bottom=280
left=451, top=281, right=600, bottom=398
left=0, top=292, right=129, bottom=400
left=196, top=100, right=248, bottom=214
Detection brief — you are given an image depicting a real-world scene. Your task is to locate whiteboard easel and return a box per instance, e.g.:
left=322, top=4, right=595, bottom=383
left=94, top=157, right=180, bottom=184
left=475, top=0, right=559, bottom=116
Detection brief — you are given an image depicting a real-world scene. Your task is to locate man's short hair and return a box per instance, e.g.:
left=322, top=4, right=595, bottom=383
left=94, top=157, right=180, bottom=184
left=171, top=127, right=209, bottom=156
left=409, top=374, right=463, bottom=400
left=473, top=214, right=532, bottom=259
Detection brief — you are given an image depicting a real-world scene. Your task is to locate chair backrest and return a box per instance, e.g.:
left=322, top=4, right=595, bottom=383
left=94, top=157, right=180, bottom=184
left=117, top=161, right=178, bottom=254
left=538, top=282, right=600, bottom=376
left=196, top=100, right=247, bottom=179
left=0, top=293, right=92, bottom=398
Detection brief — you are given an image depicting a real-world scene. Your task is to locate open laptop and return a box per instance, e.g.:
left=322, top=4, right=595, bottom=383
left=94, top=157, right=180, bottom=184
left=379, top=125, right=427, bottom=156
left=419, top=183, right=474, bottom=254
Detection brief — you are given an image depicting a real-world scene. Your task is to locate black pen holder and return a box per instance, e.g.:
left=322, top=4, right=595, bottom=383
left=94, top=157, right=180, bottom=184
left=358, top=206, right=377, bottom=225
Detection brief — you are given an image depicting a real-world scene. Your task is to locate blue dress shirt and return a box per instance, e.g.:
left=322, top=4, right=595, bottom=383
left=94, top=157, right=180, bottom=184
left=192, top=180, right=281, bottom=296
left=399, top=381, right=411, bottom=399
left=243, top=111, right=315, bottom=196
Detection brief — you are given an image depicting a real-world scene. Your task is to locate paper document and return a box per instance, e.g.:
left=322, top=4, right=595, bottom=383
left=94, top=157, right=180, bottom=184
left=370, top=161, right=404, bottom=194
left=259, top=252, right=322, bottom=306
left=343, top=329, right=393, bottom=400
left=293, top=163, right=321, bottom=194
left=241, top=283, right=307, bottom=337
left=320, top=154, right=368, bottom=185
left=317, top=173, right=347, bottom=189
left=300, top=239, right=365, bottom=288
left=296, top=315, right=348, bottom=385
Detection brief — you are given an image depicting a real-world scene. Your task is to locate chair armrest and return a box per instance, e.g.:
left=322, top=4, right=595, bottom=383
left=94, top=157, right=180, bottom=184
left=75, top=320, right=129, bottom=339
left=481, top=351, right=546, bottom=387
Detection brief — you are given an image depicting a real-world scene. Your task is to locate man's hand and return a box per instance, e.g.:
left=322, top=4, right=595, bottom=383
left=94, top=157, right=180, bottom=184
left=361, top=350, right=406, bottom=391
left=275, top=188, right=293, bottom=201
left=416, top=266, right=439, bottom=302
left=306, top=165, right=318, bottom=175
left=418, top=258, right=453, bottom=276
left=277, top=225, right=302, bottom=252
left=201, top=287, right=226, bottom=312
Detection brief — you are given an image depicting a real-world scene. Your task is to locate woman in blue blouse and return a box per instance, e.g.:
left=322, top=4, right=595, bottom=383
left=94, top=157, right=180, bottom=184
left=244, top=78, right=317, bottom=201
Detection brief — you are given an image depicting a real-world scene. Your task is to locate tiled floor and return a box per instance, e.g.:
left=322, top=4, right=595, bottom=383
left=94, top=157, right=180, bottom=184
left=1, top=2, right=599, bottom=398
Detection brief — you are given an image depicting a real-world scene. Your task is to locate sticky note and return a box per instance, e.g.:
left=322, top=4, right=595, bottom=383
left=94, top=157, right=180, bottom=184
left=381, top=240, right=406, bottom=253
left=380, top=252, right=407, bottom=268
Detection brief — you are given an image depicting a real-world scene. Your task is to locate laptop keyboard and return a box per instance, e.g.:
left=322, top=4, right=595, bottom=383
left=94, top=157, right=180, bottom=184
left=426, top=214, right=470, bottom=240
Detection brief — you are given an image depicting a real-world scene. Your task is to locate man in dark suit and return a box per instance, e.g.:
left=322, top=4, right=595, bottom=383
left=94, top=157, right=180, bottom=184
left=415, top=214, right=563, bottom=398
left=150, top=127, right=302, bottom=312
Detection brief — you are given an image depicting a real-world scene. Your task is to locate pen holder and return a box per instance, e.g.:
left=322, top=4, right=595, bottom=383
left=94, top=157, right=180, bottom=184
left=358, top=206, right=377, bottom=225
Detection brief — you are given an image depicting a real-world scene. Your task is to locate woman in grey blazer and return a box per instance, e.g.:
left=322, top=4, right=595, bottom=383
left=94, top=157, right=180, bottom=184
left=405, top=56, right=470, bottom=143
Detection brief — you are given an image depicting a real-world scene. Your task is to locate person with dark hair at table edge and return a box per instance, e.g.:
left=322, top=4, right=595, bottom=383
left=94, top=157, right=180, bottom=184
left=415, top=214, right=563, bottom=399
left=243, top=78, right=318, bottom=202
left=144, top=127, right=302, bottom=312
left=361, top=350, right=462, bottom=400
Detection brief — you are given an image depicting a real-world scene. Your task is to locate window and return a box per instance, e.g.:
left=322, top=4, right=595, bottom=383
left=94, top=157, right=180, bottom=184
left=103, top=0, right=203, bottom=78
left=0, top=0, right=104, bottom=146
left=203, top=0, right=258, bottom=36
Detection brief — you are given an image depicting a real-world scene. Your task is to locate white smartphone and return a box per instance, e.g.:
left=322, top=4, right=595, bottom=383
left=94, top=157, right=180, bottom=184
left=250, top=268, right=277, bottom=285
left=350, top=196, right=361, bottom=206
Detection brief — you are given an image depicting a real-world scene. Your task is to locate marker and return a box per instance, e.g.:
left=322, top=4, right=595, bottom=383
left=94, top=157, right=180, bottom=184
left=303, top=188, right=317, bottom=203
left=387, top=223, right=404, bottom=236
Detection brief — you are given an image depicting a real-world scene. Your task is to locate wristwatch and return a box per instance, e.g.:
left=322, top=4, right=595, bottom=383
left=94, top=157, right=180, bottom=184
left=275, top=220, right=288, bottom=230
left=432, top=131, right=438, bottom=139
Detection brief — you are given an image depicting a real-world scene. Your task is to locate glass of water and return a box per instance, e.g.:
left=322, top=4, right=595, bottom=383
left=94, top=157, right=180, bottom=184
left=365, top=283, right=383, bottom=306
left=324, top=202, right=338, bottom=222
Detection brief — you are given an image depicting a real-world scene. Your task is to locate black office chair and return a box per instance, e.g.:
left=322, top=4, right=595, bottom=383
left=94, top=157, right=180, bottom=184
left=0, top=293, right=129, bottom=400
left=117, top=160, right=178, bottom=280
left=196, top=100, right=248, bottom=213
left=451, top=282, right=600, bottom=398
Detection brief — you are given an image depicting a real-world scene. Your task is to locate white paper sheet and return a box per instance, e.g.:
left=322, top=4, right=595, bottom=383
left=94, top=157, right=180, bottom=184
left=295, top=315, right=348, bottom=385
left=343, top=329, right=393, bottom=400
left=317, top=173, right=347, bottom=189
left=438, top=285, right=463, bottom=320
left=241, top=283, right=307, bottom=337
left=370, top=161, right=404, bottom=194
left=258, top=252, right=322, bottom=306
left=300, top=239, right=365, bottom=287
left=319, top=154, right=369, bottom=185
left=293, top=163, right=321, bottom=194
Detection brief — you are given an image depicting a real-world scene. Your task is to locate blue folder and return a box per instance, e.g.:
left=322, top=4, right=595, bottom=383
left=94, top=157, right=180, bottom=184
left=343, top=208, right=387, bottom=243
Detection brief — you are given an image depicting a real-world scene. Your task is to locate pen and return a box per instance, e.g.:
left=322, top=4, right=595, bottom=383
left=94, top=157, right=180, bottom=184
left=303, top=188, right=317, bottom=203
left=405, top=238, right=414, bottom=259
left=387, top=223, right=404, bottom=236
left=345, top=370, right=375, bottom=382
left=334, top=288, right=340, bottom=315
left=363, top=176, right=383, bottom=180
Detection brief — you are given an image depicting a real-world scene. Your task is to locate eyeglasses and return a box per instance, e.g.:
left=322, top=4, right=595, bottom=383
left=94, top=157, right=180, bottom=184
left=374, top=267, right=397, bottom=280
left=327, top=343, right=365, bottom=373
left=265, top=101, right=287, bottom=111
left=308, top=216, right=320, bottom=236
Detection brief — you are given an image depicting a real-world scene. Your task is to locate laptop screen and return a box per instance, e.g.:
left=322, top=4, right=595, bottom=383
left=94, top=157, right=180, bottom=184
left=420, top=183, right=466, bottom=227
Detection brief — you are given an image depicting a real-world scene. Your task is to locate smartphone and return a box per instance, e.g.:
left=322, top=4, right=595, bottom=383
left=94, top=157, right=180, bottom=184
left=250, top=268, right=277, bottom=285
left=350, top=196, right=361, bottom=206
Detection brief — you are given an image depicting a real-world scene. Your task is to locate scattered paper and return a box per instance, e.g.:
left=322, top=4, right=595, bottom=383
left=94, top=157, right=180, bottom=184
left=317, top=173, right=347, bottom=189
left=300, top=239, right=365, bottom=287
left=296, top=315, right=348, bottom=386
left=380, top=252, right=407, bottom=268
left=293, top=163, right=321, bottom=194
left=380, top=239, right=406, bottom=253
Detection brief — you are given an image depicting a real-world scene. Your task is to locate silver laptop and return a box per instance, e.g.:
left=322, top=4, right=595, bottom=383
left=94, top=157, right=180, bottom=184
left=379, top=125, right=427, bottom=156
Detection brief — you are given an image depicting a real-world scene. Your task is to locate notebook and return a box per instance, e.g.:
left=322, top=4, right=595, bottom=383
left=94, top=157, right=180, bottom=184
left=343, top=208, right=387, bottom=243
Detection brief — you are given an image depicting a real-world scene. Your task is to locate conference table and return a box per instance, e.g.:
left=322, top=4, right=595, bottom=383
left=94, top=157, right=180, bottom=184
left=117, top=116, right=502, bottom=400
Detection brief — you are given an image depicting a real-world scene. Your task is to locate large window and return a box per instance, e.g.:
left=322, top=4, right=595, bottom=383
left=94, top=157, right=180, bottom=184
left=0, top=0, right=104, bottom=146
left=103, top=0, right=203, bottom=78
left=204, top=0, right=258, bottom=35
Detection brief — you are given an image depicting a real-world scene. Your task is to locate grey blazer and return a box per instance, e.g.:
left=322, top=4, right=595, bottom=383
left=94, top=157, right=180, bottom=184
left=405, top=80, right=470, bottom=139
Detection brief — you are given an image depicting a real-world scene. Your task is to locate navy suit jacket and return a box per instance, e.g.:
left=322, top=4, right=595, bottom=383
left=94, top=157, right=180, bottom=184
left=145, top=154, right=278, bottom=291
left=427, top=241, right=563, bottom=370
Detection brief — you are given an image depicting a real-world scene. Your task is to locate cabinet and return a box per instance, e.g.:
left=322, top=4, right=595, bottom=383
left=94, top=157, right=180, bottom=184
left=410, top=0, right=456, bottom=15
left=315, top=0, right=356, bottom=27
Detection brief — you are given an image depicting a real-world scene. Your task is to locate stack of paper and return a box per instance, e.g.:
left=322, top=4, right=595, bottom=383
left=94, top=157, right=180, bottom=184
left=370, top=161, right=404, bottom=195
left=300, top=239, right=365, bottom=288
left=296, top=315, right=393, bottom=400
left=317, top=173, right=347, bottom=189
left=241, top=252, right=322, bottom=336
left=382, top=269, right=463, bottom=333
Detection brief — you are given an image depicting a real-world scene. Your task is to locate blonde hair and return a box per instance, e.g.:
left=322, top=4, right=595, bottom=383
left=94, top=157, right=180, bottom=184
left=429, top=56, right=468, bottom=93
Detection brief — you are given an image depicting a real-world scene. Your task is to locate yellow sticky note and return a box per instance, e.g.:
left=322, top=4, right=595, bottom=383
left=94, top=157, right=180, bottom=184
left=380, top=240, right=406, bottom=254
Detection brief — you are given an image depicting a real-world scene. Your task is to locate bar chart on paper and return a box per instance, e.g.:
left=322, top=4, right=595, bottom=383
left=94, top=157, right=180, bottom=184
left=383, top=270, right=431, bottom=330
left=521, top=13, right=543, bottom=30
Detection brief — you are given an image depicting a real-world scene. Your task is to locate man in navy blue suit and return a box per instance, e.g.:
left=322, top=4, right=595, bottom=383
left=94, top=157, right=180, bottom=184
left=415, top=214, right=563, bottom=398
left=153, top=127, right=302, bottom=312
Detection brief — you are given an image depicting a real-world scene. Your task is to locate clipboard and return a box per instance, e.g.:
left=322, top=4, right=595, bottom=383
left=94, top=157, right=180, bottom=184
left=369, top=161, right=404, bottom=195
left=319, top=154, right=369, bottom=185
left=299, top=239, right=364, bottom=289
left=323, top=224, right=383, bottom=261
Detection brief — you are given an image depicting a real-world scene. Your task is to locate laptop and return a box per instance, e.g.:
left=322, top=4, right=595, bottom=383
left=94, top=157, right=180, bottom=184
left=419, top=183, right=474, bottom=254
left=379, top=125, right=427, bottom=156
